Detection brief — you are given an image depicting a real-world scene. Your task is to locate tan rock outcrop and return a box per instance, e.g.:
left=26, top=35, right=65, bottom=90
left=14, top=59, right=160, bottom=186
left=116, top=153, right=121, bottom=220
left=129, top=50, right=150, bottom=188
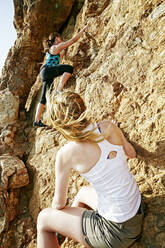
left=0, top=89, right=19, bottom=127
left=29, top=1, right=165, bottom=247
left=0, top=0, right=165, bottom=247
left=0, top=155, right=29, bottom=234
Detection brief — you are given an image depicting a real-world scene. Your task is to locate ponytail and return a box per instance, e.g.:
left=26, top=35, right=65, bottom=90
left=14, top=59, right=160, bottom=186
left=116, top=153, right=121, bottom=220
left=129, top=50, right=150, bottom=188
left=42, top=32, right=60, bottom=53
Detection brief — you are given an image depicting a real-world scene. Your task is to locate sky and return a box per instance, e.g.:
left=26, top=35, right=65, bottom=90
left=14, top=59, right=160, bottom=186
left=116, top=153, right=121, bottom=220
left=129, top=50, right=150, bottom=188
left=0, top=1, right=17, bottom=75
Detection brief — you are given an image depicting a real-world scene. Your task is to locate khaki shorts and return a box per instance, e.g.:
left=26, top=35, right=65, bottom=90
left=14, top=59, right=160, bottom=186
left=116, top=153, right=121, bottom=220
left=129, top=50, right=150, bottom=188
left=81, top=204, right=143, bottom=248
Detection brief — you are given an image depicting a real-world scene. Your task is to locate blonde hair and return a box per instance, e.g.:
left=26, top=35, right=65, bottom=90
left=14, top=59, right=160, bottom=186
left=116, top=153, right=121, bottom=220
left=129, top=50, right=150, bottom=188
left=46, top=90, right=102, bottom=142
left=42, top=32, right=60, bottom=53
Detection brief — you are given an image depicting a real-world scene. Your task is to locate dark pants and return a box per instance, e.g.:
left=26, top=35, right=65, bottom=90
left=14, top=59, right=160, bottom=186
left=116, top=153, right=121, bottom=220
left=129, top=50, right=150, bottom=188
left=40, top=64, right=73, bottom=104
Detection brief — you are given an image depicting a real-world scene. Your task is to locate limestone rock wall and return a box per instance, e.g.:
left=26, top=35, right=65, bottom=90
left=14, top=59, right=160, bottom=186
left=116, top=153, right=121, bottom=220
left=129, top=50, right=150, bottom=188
left=0, top=0, right=165, bottom=247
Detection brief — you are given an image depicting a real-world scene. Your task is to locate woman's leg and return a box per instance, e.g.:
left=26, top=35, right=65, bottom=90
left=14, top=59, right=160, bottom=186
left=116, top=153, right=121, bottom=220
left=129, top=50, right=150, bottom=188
left=34, top=81, right=47, bottom=122
left=37, top=206, right=90, bottom=248
left=55, top=64, right=73, bottom=91
left=72, top=185, right=98, bottom=211
left=35, top=103, right=45, bottom=122
left=57, top=72, right=72, bottom=91
left=34, top=81, right=48, bottom=127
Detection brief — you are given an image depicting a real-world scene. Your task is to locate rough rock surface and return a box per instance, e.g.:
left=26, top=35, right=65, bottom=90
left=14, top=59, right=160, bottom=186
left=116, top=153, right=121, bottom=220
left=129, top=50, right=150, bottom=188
left=0, top=89, right=19, bottom=126
left=0, top=155, right=29, bottom=234
left=0, top=0, right=165, bottom=247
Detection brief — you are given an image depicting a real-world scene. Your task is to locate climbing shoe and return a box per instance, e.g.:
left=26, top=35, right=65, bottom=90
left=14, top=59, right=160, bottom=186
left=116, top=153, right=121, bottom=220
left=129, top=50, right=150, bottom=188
left=33, top=120, right=47, bottom=127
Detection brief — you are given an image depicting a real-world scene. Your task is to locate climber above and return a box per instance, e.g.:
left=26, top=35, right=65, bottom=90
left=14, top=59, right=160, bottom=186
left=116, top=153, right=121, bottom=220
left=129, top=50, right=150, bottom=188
left=33, top=25, right=87, bottom=127
left=37, top=90, right=143, bottom=248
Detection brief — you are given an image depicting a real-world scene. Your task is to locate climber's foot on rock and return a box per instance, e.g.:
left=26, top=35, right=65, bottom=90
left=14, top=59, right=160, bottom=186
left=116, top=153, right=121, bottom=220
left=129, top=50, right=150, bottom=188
left=33, top=120, right=47, bottom=128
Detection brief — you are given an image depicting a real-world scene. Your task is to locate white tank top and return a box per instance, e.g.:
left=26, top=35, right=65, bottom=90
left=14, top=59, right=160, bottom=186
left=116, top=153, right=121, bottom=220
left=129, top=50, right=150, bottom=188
left=81, top=124, right=141, bottom=223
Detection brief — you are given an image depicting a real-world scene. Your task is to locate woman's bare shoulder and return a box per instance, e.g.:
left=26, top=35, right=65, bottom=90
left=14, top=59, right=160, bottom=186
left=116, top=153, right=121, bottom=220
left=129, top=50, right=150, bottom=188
left=58, top=141, right=84, bottom=158
left=49, top=44, right=61, bottom=55
left=58, top=141, right=77, bottom=152
left=99, top=119, right=122, bottom=145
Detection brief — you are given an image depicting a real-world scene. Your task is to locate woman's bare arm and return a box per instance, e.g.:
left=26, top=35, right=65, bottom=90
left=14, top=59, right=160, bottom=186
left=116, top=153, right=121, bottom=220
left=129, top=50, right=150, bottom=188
left=52, top=150, right=70, bottom=209
left=100, top=120, right=136, bottom=159
left=50, top=25, right=87, bottom=55
left=118, top=128, right=136, bottom=158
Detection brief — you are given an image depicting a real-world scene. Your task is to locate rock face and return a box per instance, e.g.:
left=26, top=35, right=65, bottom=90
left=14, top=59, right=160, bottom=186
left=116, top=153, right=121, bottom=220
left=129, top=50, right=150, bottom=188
left=0, top=155, right=29, bottom=233
left=0, top=89, right=19, bottom=126
left=0, top=0, right=165, bottom=247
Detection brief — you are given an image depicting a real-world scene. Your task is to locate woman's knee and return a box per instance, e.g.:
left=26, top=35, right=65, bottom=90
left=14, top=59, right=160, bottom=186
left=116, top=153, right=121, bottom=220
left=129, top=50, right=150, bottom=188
left=68, top=65, right=73, bottom=74
left=64, top=65, right=73, bottom=74
left=72, top=187, right=89, bottom=207
left=37, top=208, right=52, bottom=231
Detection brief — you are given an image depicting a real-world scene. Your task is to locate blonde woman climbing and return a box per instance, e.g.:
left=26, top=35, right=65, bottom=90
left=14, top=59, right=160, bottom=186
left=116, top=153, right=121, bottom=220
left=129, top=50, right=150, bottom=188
left=37, top=90, right=143, bottom=248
